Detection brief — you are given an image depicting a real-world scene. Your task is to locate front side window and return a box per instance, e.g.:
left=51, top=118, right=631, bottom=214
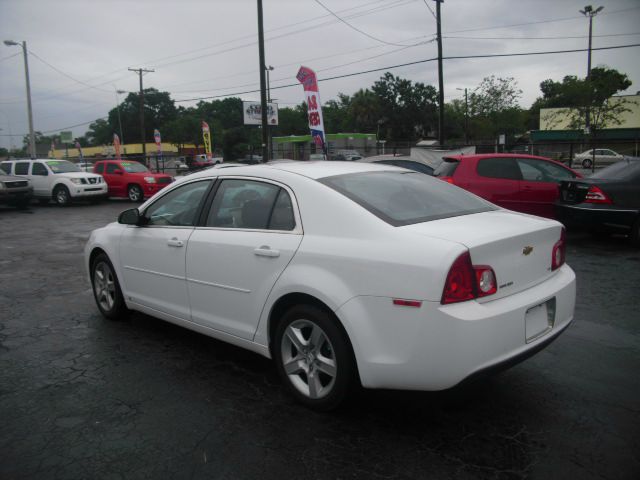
left=105, top=163, right=120, bottom=174
left=144, top=180, right=211, bottom=227
left=95, top=163, right=104, bottom=174
left=15, top=162, right=30, bottom=175
left=477, top=158, right=522, bottom=180
left=32, top=162, right=48, bottom=176
left=320, top=171, right=495, bottom=226
left=206, top=179, right=295, bottom=231
left=517, top=158, right=575, bottom=182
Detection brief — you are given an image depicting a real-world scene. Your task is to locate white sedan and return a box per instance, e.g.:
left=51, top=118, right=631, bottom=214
left=574, top=148, right=624, bottom=168
left=85, top=162, right=576, bottom=410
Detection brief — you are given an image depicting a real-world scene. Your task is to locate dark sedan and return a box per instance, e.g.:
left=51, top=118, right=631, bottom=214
left=555, top=159, right=640, bottom=245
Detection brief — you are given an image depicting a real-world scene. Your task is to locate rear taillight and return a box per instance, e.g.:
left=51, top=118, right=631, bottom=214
left=584, top=185, right=612, bottom=204
left=441, top=252, right=497, bottom=304
left=551, top=228, right=566, bottom=271
left=439, top=176, right=455, bottom=184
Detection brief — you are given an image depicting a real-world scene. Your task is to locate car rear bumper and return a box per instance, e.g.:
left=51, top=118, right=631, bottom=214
left=337, top=264, right=576, bottom=390
left=555, top=203, right=637, bottom=232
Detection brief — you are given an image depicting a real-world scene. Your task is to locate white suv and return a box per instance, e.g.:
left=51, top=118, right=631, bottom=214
left=0, top=159, right=108, bottom=206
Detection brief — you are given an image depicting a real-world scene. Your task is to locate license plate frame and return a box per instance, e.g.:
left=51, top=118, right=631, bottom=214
left=525, top=297, right=556, bottom=343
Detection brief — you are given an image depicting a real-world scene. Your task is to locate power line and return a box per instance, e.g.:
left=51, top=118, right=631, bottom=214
left=27, top=50, right=114, bottom=93
left=421, top=0, right=437, bottom=20
left=445, top=32, right=640, bottom=41
left=312, top=0, right=424, bottom=47
left=0, top=52, right=21, bottom=63
left=173, top=43, right=640, bottom=103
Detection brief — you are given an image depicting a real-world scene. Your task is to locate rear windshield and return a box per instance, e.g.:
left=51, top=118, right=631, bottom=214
left=591, top=160, right=640, bottom=180
left=434, top=159, right=460, bottom=177
left=319, top=171, right=495, bottom=226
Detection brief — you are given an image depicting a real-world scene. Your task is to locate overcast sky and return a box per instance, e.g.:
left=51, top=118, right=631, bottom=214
left=1, top=0, right=639, bottom=149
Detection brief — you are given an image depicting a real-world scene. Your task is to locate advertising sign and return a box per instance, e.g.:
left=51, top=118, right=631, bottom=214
left=60, top=131, right=73, bottom=144
left=296, top=66, right=326, bottom=155
left=202, top=121, right=212, bottom=160
left=243, top=101, right=279, bottom=126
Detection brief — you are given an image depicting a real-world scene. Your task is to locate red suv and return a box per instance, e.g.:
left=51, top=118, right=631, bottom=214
left=94, top=160, right=173, bottom=202
left=434, top=154, right=582, bottom=219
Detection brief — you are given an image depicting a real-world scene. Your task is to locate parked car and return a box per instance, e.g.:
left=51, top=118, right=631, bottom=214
left=85, top=162, right=575, bottom=410
left=241, top=154, right=262, bottom=164
left=358, top=155, right=435, bottom=175
left=0, top=171, right=33, bottom=208
left=434, top=154, right=582, bottom=219
left=76, top=161, right=94, bottom=172
left=574, top=149, right=624, bottom=169
left=191, top=154, right=224, bottom=169
left=0, top=159, right=107, bottom=205
left=555, top=159, right=640, bottom=245
left=309, top=154, right=326, bottom=161
left=94, top=160, right=173, bottom=202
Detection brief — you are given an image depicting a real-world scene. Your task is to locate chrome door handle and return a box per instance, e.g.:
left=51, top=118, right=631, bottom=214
left=167, top=238, right=184, bottom=247
left=254, top=246, right=280, bottom=258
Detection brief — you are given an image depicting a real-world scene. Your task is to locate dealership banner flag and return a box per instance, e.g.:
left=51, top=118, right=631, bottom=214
left=202, top=121, right=212, bottom=160
left=75, top=140, right=83, bottom=161
left=154, top=129, right=162, bottom=155
left=113, top=133, right=122, bottom=160
left=296, top=66, right=326, bottom=156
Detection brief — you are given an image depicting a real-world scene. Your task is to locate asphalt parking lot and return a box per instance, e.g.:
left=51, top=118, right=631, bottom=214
left=1, top=201, right=638, bottom=480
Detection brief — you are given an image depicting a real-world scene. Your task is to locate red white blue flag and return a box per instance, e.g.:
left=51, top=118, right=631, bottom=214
left=296, top=66, right=326, bottom=156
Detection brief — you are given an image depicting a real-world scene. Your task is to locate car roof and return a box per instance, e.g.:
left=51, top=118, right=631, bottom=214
left=443, top=153, right=554, bottom=161
left=184, top=160, right=401, bottom=181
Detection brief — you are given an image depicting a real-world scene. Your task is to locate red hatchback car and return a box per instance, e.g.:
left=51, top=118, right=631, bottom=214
left=93, top=160, right=173, bottom=202
left=434, top=154, right=582, bottom=219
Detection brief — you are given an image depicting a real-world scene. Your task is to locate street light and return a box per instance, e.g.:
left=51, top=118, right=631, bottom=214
left=579, top=5, right=604, bottom=135
left=456, top=87, right=469, bottom=145
left=114, top=88, right=126, bottom=151
left=4, top=40, right=36, bottom=159
left=265, top=65, right=274, bottom=102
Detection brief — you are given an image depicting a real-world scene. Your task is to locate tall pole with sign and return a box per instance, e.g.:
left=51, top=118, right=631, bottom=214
left=296, top=66, right=327, bottom=159
left=434, top=0, right=445, bottom=146
left=257, top=0, right=269, bottom=162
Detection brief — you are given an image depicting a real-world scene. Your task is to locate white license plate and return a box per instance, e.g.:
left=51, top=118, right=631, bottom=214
left=525, top=298, right=555, bottom=343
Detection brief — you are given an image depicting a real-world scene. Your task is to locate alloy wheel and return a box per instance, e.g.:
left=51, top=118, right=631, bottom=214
left=93, top=262, right=116, bottom=312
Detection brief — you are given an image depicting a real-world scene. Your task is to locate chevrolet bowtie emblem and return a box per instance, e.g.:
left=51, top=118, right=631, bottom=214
left=522, top=246, right=533, bottom=256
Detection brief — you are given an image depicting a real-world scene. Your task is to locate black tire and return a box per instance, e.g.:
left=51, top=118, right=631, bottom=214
left=631, top=217, right=640, bottom=248
left=128, top=184, right=143, bottom=202
left=90, top=253, right=127, bottom=320
left=54, top=185, right=70, bottom=206
left=582, top=158, right=592, bottom=169
left=274, top=305, right=356, bottom=411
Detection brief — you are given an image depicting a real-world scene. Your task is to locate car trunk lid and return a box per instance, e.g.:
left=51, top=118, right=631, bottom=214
left=402, top=210, right=563, bottom=302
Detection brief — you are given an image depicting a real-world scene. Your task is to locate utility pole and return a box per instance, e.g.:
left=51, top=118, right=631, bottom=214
left=4, top=40, right=35, bottom=158
left=128, top=68, right=154, bottom=165
left=457, top=87, right=468, bottom=144
left=257, top=0, right=269, bottom=162
left=434, top=1, right=445, bottom=146
left=579, top=5, right=603, bottom=171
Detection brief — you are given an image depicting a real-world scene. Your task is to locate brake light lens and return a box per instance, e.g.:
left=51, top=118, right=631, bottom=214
left=441, top=252, right=497, bottom=304
left=551, top=228, right=566, bottom=271
left=584, top=185, right=612, bottom=204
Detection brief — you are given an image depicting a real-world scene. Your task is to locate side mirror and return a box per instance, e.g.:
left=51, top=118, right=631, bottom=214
left=114, top=169, right=124, bottom=175
left=118, top=208, right=143, bottom=225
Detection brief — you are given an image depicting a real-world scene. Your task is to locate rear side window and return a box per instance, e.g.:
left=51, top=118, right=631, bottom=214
left=15, top=162, right=30, bottom=175
left=477, top=158, right=522, bottom=180
left=0, top=162, right=11, bottom=174
left=320, top=171, right=495, bottom=227
left=434, top=159, right=459, bottom=177
left=516, top=158, right=576, bottom=182
left=95, top=163, right=104, bottom=174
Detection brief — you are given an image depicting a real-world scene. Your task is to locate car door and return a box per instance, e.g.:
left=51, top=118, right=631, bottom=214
left=29, top=162, right=51, bottom=197
left=186, top=178, right=303, bottom=340
left=103, top=162, right=124, bottom=196
left=516, top=158, right=577, bottom=218
left=118, top=179, right=213, bottom=319
left=472, top=157, right=522, bottom=211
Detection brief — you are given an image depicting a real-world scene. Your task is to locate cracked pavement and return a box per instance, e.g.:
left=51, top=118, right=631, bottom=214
left=1, top=201, right=639, bottom=479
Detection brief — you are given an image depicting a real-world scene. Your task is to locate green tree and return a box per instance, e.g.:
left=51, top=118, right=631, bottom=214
left=467, top=76, right=525, bottom=141
left=85, top=118, right=112, bottom=145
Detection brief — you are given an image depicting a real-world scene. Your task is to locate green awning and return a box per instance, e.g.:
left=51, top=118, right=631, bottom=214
left=531, top=128, right=640, bottom=141
left=272, top=133, right=376, bottom=144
